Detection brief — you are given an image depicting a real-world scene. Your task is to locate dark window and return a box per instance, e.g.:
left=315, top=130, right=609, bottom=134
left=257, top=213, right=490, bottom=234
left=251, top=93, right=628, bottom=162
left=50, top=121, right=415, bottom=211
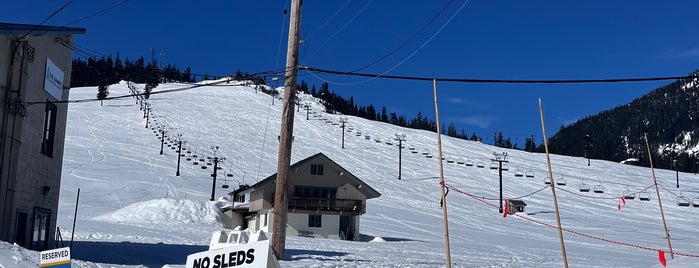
left=41, top=102, right=57, bottom=157
left=14, top=211, right=28, bottom=247
left=310, top=164, right=324, bottom=175
left=294, top=186, right=337, bottom=198
left=308, top=214, right=321, bottom=228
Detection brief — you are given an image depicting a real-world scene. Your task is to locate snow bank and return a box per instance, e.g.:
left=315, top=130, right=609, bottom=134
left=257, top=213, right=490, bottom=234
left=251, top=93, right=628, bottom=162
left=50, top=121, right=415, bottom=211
left=92, top=198, right=221, bottom=225
left=0, top=241, right=38, bottom=268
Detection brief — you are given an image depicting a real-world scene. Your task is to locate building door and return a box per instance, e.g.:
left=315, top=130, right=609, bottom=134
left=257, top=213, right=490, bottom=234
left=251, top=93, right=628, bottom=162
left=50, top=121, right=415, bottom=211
left=339, top=215, right=352, bottom=240
left=14, top=211, right=28, bottom=247
left=31, top=207, right=51, bottom=250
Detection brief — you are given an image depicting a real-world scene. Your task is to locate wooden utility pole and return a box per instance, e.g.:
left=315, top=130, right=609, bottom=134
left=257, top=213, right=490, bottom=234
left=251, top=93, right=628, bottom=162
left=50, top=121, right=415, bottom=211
left=272, top=0, right=302, bottom=261
left=644, top=133, right=674, bottom=259
left=539, top=98, right=569, bottom=268
left=433, top=80, right=452, bottom=267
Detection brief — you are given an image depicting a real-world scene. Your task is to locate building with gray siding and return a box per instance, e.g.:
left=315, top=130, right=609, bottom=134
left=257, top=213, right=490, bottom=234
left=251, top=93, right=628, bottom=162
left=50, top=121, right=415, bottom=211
left=0, top=22, right=84, bottom=250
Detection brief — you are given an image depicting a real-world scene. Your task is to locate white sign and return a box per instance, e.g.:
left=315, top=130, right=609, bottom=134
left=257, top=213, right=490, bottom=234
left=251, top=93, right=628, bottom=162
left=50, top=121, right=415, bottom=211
left=40, top=247, right=71, bottom=267
left=44, top=58, right=64, bottom=100
left=185, top=240, right=274, bottom=268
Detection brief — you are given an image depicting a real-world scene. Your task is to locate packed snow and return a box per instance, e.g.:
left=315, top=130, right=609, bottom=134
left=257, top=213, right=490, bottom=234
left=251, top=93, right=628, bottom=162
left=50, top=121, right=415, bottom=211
left=3, top=80, right=699, bottom=267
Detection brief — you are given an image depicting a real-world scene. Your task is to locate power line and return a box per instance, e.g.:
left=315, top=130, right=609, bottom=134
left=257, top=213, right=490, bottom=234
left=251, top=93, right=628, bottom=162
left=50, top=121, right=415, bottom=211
left=61, top=0, right=130, bottom=27
left=350, top=0, right=456, bottom=72
left=20, top=0, right=75, bottom=39
left=301, top=66, right=699, bottom=84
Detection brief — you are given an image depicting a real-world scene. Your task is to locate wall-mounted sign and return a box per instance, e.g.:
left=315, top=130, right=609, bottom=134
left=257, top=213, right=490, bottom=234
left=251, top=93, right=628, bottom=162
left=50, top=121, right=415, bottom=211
left=44, top=58, right=64, bottom=100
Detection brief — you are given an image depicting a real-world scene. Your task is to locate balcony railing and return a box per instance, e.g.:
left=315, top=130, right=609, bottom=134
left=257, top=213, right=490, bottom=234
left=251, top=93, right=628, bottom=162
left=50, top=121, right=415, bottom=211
left=284, top=197, right=365, bottom=214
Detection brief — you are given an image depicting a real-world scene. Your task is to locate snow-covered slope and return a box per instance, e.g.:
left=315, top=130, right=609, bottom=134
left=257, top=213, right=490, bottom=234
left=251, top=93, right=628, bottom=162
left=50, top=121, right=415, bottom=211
left=4, top=80, right=699, bottom=267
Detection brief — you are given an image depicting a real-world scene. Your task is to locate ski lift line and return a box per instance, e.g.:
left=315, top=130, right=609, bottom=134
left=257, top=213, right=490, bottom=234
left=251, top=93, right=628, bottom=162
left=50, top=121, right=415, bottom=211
left=443, top=182, right=699, bottom=259
left=558, top=184, right=657, bottom=200
left=479, top=186, right=549, bottom=201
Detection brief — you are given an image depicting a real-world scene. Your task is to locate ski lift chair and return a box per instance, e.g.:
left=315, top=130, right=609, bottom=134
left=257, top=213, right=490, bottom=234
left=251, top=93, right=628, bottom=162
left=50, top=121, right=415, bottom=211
left=638, top=190, right=651, bottom=201
left=222, top=173, right=230, bottom=189
left=525, top=169, right=534, bottom=178
left=501, top=162, right=509, bottom=171
left=465, top=159, right=474, bottom=166
left=489, top=161, right=498, bottom=170
left=456, top=158, right=465, bottom=165
left=593, top=181, right=604, bottom=194
left=678, top=196, right=691, bottom=206
left=476, top=161, right=485, bottom=168
left=579, top=179, right=590, bottom=192
left=692, top=198, right=699, bottom=207
left=425, top=153, right=433, bottom=159
left=544, top=177, right=552, bottom=185
left=422, top=150, right=429, bottom=155
left=201, top=166, right=208, bottom=169
left=447, top=157, right=454, bottom=163
left=677, top=191, right=691, bottom=206
left=622, top=185, right=635, bottom=199
left=556, top=176, right=567, bottom=186
left=514, top=169, right=524, bottom=177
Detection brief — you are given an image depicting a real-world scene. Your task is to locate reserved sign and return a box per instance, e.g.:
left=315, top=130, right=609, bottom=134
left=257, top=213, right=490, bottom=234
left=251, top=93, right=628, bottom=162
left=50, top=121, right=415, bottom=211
left=40, top=247, right=71, bottom=268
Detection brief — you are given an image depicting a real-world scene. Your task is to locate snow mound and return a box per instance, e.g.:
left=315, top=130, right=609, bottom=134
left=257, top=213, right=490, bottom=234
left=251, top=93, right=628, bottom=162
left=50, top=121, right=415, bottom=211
left=369, top=236, right=386, bottom=242
left=0, top=241, right=37, bottom=268
left=92, top=198, right=221, bottom=225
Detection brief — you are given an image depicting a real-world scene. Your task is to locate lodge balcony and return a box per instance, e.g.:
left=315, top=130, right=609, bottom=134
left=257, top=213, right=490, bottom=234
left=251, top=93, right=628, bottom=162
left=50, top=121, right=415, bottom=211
left=278, top=197, right=365, bottom=215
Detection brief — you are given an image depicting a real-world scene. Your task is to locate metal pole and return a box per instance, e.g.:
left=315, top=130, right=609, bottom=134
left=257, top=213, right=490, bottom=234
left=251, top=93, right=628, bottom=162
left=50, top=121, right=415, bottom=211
left=176, top=140, right=182, bottom=176
left=210, top=157, right=218, bottom=201
left=159, top=130, right=165, bottom=155
left=499, top=161, right=503, bottom=213
left=398, top=139, right=402, bottom=180
left=70, top=188, right=80, bottom=250
left=145, top=108, right=149, bottom=128
left=340, top=117, right=347, bottom=149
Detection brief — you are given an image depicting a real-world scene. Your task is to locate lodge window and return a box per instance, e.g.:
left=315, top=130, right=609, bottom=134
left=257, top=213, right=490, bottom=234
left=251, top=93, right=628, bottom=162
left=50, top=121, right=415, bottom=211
left=310, top=164, right=324, bottom=175
left=308, top=214, right=322, bottom=228
left=41, top=101, right=57, bottom=157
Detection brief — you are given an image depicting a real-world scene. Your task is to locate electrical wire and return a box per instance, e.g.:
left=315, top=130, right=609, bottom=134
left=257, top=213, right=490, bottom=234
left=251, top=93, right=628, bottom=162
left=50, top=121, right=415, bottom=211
left=61, top=0, right=130, bottom=27
left=302, top=66, right=699, bottom=84
left=303, top=0, right=353, bottom=42
left=18, top=0, right=75, bottom=39
left=350, top=0, right=455, bottom=72
left=303, top=0, right=374, bottom=62
left=303, top=0, right=471, bottom=87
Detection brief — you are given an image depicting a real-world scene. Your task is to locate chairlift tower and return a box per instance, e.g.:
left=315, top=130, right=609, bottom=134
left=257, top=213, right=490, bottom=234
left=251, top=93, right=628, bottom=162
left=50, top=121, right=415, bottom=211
left=492, top=152, right=509, bottom=213
left=395, top=134, right=406, bottom=180
left=176, top=134, right=184, bottom=176
left=208, top=146, right=226, bottom=201
left=159, top=129, right=166, bottom=155
left=303, top=102, right=311, bottom=120
left=673, top=158, right=679, bottom=188
left=339, top=117, right=348, bottom=149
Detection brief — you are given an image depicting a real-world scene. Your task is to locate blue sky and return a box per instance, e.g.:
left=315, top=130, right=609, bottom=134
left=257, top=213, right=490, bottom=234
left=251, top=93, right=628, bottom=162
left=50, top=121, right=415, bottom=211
left=4, top=1, right=699, bottom=146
